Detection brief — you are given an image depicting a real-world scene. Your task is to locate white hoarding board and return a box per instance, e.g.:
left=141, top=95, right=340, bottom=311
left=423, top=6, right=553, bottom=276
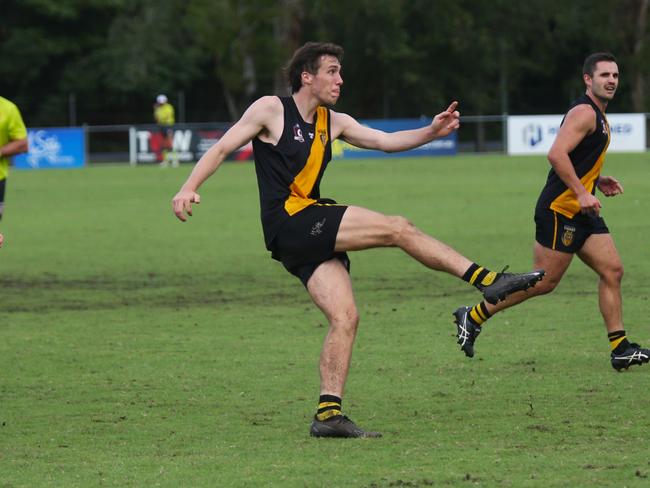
left=507, top=114, right=646, bottom=155
left=608, top=114, right=646, bottom=152
left=507, top=115, right=561, bottom=155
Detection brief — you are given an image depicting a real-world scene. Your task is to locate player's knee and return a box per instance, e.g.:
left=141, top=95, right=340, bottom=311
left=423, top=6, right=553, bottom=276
left=534, top=275, right=560, bottom=295
left=388, top=215, right=415, bottom=245
left=615, top=264, right=624, bottom=282
left=604, top=262, right=624, bottom=284
left=331, top=306, right=359, bottom=334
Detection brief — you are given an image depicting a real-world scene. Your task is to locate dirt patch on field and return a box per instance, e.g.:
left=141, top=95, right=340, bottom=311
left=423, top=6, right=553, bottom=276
left=0, top=272, right=301, bottom=313
left=0, top=271, right=463, bottom=315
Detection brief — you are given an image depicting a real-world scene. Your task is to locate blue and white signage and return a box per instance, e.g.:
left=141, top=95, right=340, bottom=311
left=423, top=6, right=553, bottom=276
left=332, top=118, right=457, bottom=159
left=507, top=114, right=646, bottom=155
left=13, top=127, right=86, bottom=169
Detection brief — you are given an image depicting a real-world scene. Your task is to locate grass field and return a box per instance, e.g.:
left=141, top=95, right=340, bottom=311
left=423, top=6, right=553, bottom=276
left=1, top=153, right=650, bottom=487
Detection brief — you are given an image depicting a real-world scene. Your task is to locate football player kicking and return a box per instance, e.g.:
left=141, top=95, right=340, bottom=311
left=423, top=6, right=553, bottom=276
left=173, top=42, right=544, bottom=438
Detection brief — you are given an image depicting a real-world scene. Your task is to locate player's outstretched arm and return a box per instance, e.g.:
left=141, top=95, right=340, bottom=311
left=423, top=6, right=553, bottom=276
left=331, top=101, right=460, bottom=153
left=172, top=96, right=279, bottom=222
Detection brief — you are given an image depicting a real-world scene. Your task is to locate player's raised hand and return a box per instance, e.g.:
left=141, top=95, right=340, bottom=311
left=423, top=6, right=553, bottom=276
left=172, top=189, right=201, bottom=222
left=431, top=101, right=460, bottom=138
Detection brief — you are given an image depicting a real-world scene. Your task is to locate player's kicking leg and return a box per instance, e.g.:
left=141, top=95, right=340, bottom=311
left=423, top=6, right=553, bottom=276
left=335, top=206, right=544, bottom=301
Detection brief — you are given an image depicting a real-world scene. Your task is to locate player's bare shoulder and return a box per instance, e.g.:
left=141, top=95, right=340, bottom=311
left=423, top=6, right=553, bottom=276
left=329, top=110, right=357, bottom=141
left=564, top=103, right=597, bottom=135
left=248, top=96, right=284, bottom=144
left=243, top=96, right=282, bottom=122
left=549, top=103, right=597, bottom=157
left=254, top=95, right=283, bottom=113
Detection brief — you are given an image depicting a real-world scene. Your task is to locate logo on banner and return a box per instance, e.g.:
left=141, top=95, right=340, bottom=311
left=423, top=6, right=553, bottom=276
left=523, top=123, right=544, bottom=147
left=136, top=129, right=193, bottom=162
left=26, top=130, right=74, bottom=167
left=610, top=123, right=632, bottom=134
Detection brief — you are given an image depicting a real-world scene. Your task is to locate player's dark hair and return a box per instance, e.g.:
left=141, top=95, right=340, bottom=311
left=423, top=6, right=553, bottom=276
left=583, top=52, right=617, bottom=77
left=285, top=42, right=344, bottom=93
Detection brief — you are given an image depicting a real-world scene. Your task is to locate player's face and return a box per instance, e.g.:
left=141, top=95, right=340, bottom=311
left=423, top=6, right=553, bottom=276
left=310, top=55, right=343, bottom=105
left=585, top=61, right=619, bottom=102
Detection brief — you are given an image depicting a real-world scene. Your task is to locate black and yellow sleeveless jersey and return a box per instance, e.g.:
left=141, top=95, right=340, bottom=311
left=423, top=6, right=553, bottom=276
left=535, top=94, right=610, bottom=218
left=252, top=96, right=332, bottom=247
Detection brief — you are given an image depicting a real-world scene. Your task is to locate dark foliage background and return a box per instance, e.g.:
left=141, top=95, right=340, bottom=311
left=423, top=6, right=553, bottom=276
left=1, top=0, right=647, bottom=126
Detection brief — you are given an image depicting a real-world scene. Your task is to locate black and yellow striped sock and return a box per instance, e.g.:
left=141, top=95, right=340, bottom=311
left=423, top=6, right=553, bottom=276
left=462, top=263, right=498, bottom=290
left=608, top=330, right=630, bottom=353
left=468, top=301, right=492, bottom=327
left=316, top=394, right=342, bottom=421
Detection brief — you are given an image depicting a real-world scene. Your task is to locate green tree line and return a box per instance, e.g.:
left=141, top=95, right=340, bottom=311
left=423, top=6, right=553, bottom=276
left=1, top=0, right=648, bottom=126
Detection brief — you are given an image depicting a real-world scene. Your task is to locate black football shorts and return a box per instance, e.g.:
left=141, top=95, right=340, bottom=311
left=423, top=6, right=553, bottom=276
left=270, top=200, right=350, bottom=287
left=534, top=207, right=609, bottom=254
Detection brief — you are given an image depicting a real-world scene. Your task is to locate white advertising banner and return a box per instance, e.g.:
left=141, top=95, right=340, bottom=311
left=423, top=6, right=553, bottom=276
left=507, top=113, right=646, bottom=155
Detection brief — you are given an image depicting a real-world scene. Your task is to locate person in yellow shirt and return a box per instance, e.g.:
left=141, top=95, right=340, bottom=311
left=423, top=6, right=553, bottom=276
left=0, top=96, right=29, bottom=221
left=153, top=94, right=178, bottom=167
